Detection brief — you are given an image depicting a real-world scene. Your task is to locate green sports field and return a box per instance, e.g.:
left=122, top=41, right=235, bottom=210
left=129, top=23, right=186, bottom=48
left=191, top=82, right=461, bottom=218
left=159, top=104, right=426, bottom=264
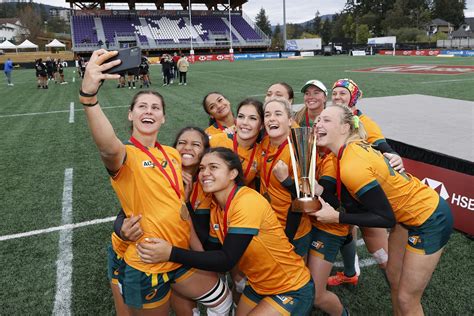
left=0, top=55, right=473, bottom=315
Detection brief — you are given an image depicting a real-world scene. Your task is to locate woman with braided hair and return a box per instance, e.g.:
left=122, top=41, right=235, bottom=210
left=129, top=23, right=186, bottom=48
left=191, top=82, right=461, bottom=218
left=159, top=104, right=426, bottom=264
left=312, top=104, right=453, bottom=315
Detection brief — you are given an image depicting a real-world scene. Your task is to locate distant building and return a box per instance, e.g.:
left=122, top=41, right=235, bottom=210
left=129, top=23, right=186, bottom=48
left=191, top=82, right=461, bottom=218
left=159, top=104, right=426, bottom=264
left=451, top=17, right=474, bottom=39
left=49, top=8, right=72, bottom=22
left=427, top=18, right=454, bottom=37
left=0, top=18, right=28, bottom=42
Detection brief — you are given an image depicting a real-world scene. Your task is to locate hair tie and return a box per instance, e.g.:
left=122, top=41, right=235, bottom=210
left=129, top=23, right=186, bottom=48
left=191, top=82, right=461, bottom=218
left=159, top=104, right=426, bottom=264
left=353, top=116, right=360, bottom=129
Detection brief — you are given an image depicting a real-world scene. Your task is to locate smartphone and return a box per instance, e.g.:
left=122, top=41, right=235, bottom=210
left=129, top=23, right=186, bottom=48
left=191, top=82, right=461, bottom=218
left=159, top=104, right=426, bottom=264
left=104, top=47, right=142, bottom=74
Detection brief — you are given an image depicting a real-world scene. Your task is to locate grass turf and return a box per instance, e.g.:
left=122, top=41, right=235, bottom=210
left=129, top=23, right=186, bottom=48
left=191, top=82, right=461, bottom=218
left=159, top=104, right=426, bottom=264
left=0, top=54, right=473, bottom=315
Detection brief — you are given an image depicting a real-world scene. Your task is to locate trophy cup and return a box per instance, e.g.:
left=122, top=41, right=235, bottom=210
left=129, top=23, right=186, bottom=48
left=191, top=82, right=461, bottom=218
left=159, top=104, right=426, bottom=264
left=288, top=127, right=322, bottom=213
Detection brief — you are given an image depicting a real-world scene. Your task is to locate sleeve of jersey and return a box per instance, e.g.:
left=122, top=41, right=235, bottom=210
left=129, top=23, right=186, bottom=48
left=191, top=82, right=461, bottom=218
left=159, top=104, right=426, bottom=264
left=341, top=151, right=379, bottom=200
left=110, top=145, right=133, bottom=181
left=227, top=196, right=260, bottom=236
left=170, top=233, right=254, bottom=272
left=363, top=117, right=386, bottom=146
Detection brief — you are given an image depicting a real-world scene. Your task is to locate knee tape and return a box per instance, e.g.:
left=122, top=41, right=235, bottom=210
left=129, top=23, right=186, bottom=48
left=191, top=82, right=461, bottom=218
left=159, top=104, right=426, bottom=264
left=194, top=278, right=232, bottom=315
left=234, top=277, right=247, bottom=294
left=372, top=248, right=388, bottom=264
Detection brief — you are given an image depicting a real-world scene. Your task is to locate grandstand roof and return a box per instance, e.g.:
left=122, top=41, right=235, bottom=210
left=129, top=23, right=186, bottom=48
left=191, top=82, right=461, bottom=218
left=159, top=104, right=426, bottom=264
left=66, top=0, right=248, bottom=11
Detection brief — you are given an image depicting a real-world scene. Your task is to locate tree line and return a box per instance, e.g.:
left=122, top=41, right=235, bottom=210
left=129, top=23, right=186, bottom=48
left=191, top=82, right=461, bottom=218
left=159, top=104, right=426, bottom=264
left=0, top=2, right=70, bottom=44
left=255, top=0, right=467, bottom=49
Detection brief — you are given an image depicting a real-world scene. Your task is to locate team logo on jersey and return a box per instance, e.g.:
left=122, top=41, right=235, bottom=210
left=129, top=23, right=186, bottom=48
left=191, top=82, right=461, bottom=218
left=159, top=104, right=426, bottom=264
left=145, top=289, right=158, bottom=300
left=356, top=142, right=372, bottom=152
left=421, top=178, right=449, bottom=200
left=213, top=224, right=219, bottom=230
left=312, top=240, right=324, bottom=249
left=161, top=160, right=168, bottom=168
left=143, top=160, right=154, bottom=168
left=276, top=295, right=294, bottom=305
left=408, top=235, right=421, bottom=245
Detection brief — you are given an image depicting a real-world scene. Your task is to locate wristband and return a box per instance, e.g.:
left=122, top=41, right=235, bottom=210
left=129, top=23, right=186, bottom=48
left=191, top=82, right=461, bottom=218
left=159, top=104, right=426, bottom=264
left=82, top=99, right=99, bottom=107
left=79, top=89, right=97, bottom=97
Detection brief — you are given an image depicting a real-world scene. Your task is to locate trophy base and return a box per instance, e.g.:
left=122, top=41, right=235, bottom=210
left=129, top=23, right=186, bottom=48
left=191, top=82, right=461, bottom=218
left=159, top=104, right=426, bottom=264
left=291, top=197, right=322, bottom=213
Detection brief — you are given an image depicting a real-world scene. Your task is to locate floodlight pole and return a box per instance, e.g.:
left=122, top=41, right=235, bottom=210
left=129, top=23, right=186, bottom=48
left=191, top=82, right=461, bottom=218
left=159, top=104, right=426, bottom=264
left=188, top=0, right=194, bottom=63
left=228, top=0, right=234, bottom=61
left=283, top=0, right=287, bottom=50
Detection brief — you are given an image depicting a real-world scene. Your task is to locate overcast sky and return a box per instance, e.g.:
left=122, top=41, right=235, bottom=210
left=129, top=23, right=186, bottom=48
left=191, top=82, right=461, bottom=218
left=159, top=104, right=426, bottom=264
left=34, top=0, right=474, bottom=24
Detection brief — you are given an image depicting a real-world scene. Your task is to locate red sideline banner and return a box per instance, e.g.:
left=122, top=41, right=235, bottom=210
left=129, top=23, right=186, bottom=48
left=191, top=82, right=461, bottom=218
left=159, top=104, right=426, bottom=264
left=194, top=54, right=234, bottom=62
left=403, top=158, right=474, bottom=235
left=379, top=50, right=440, bottom=56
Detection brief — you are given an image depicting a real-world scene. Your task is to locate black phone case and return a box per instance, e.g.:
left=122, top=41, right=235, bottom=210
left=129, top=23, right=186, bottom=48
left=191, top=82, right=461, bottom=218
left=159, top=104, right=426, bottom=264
left=105, top=47, right=142, bottom=74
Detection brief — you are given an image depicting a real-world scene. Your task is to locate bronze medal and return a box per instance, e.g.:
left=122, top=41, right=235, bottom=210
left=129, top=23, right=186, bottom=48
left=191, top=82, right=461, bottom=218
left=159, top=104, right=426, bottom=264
left=263, top=191, right=272, bottom=203
left=180, top=202, right=190, bottom=221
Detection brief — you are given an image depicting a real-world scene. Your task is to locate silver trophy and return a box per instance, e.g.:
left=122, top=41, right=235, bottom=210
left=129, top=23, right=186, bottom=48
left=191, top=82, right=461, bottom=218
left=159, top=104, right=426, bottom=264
left=288, top=127, right=322, bottom=213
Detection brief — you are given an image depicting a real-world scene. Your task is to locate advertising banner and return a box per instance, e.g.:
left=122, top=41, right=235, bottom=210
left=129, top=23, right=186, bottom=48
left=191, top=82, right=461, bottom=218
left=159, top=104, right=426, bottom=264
left=378, top=50, right=440, bottom=56
left=403, top=158, right=474, bottom=235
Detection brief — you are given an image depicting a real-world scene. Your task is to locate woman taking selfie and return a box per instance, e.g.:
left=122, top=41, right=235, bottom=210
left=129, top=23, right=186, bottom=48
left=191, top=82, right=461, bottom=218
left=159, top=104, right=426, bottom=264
left=80, top=49, right=232, bottom=315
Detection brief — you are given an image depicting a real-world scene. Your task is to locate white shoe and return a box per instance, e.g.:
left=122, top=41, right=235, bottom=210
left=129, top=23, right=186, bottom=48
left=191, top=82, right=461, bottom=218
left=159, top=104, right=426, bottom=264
left=8, top=83, right=14, bottom=86
left=184, top=83, right=187, bottom=86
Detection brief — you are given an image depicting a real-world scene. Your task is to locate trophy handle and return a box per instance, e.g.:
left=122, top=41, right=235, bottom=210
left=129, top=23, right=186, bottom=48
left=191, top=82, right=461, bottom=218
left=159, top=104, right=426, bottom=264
left=287, top=136, right=300, bottom=198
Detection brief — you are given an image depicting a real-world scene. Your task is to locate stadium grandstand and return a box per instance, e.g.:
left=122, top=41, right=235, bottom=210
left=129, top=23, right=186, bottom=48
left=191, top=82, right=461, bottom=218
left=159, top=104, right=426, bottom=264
left=68, top=0, right=271, bottom=53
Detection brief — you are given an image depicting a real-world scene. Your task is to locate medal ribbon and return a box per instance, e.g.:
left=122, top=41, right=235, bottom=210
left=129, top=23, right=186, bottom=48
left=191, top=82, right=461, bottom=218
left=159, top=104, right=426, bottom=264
left=262, top=140, right=288, bottom=188
left=130, top=136, right=181, bottom=200
left=190, top=180, right=199, bottom=210
left=233, top=133, right=257, bottom=179
left=223, top=184, right=238, bottom=237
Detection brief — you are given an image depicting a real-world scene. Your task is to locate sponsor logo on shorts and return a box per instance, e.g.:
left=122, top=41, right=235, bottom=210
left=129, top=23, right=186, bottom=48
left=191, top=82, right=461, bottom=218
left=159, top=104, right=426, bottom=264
left=143, top=160, right=154, bottom=168
left=145, top=289, right=158, bottom=301
left=276, top=295, right=294, bottom=305
left=312, top=240, right=324, bottom=249
left=408, top=236, right=421, bottom=245
left=113, top=269, right=119, bottom=276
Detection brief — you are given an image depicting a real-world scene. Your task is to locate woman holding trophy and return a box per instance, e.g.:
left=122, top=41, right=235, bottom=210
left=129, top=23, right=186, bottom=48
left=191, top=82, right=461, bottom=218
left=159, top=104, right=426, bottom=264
left=313, top=104, right=453, bottom=315
left=260, top=98, right=313, bottom=257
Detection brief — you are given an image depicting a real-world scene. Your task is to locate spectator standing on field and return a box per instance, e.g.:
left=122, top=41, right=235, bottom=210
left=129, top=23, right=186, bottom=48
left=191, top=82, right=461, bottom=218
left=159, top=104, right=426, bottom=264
left=172, top=52, right=180, bottom=79
left=177, top=54, right=189, bottom=86
left=161, top=54, right=173, bottom=86
left=4, top=57, right=13, bottom=86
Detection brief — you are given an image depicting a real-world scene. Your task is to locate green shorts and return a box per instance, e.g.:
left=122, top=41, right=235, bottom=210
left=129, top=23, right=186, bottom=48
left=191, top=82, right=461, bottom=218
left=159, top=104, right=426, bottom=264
left=403, top=197, right=453, bottom=255
left=121, top=263, right=195, bottom=309
left=291, top=232, right=311, bottom=257
left=241, top=280, right=314, bottom=316
left=309, top=227, right=347, bottom=263
left=107, top=245, right=125, bottom=285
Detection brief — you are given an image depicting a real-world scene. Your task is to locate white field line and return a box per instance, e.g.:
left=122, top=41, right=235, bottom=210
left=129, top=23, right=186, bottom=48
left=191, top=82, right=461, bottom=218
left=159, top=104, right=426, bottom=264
left=72, top=76, right=75, bottom=83
left=418, top=78, right=474, bottom=84
left=53, top=168, right=74, bottom=316
left=0, top=105, right=129, bottom=119
left=0, top=216, right=115, bottom=242
left=69, top=102, right=74, bottom=123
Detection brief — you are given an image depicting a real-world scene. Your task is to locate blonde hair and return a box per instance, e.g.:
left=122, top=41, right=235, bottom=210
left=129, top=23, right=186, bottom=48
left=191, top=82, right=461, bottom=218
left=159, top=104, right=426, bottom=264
left=263, top=98, right=292, bottom=118
left=331, top=104, right=367, bottom=144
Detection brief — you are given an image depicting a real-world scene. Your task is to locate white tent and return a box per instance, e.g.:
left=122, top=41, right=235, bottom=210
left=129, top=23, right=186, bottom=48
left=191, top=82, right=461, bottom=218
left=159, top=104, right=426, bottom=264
left=45, top=39, right=66, bottom=48
left=0, top=40, right=18, bottom=53
left=17, top=39, right=38, bottom=51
